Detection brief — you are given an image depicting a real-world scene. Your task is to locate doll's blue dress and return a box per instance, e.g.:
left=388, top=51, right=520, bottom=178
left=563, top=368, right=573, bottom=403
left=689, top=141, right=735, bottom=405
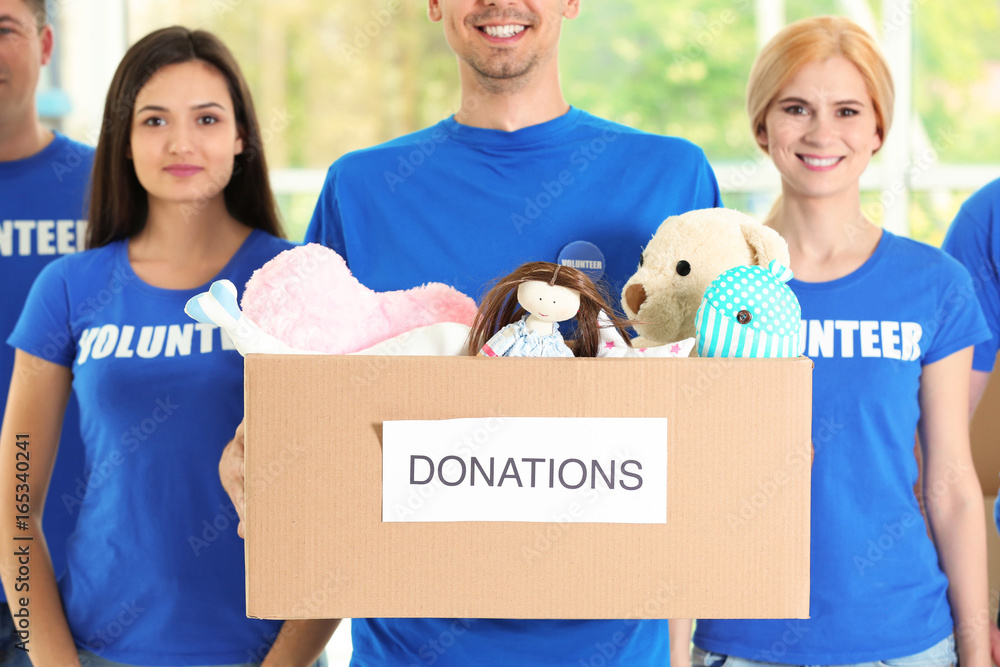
left=478, top=315, right=574, bottom=357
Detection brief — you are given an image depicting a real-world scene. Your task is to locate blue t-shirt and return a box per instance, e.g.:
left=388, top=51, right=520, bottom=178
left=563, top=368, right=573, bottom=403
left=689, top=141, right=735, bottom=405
left=0, top=131, right=92, bottom=604
left=941, top=177, right=1000, bottom=373
left=694, top=230, right=990, bottom=663
left=306, top=108, right=722, bottom=667
left=306, top=106, right=721, bottom=301
left=941, top=177, right=1000, bottom=537
left=8, top=230, right=292, bottom=665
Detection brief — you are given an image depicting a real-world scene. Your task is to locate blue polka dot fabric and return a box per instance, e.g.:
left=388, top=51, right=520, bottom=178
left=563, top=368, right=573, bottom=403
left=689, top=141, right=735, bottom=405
left=696, top=260, right=802, bottom=358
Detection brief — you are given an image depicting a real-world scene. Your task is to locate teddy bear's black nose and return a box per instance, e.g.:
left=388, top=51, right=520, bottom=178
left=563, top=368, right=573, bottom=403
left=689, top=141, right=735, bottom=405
left=625, top=284, right=646, bottom=313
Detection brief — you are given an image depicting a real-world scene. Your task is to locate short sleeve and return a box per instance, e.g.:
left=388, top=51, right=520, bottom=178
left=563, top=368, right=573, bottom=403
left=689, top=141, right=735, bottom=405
left=7, top=259, right=76, bottom=367
left=921, top=254, right=992, bottom=366
left=304, top=163, right=348, bottom=263
left=942, top=197, right=1000, bottom=371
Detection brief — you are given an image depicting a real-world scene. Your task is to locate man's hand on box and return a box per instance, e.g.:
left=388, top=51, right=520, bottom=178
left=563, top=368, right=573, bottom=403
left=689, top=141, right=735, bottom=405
left=220, top=420, right=247, bottom=538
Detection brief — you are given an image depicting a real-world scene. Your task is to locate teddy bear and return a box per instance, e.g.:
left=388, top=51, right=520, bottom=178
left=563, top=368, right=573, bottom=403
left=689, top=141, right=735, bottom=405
left=621, top=208, right=790, bottom=347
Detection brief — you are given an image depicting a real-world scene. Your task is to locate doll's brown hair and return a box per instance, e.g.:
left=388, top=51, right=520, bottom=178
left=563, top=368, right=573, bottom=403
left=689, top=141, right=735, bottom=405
left=467, top=262, right=633, bottom=357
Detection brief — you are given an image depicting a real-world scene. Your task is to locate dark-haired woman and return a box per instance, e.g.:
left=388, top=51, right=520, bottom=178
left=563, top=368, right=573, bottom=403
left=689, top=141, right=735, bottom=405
left=0, top=27, right=335, bottom=666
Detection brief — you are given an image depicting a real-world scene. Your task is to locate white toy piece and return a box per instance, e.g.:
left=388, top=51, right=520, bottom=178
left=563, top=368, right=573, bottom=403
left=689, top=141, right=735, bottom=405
left=184, top=280, right=471, bottom=357
left=185, top=280, right=305, bottom=356
left=595, top=311, right=695, bottom=358
left=350, top=322, right=472, bottom=357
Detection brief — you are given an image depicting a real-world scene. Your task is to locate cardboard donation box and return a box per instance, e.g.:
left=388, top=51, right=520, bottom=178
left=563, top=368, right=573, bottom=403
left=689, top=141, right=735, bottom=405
left=243, top=355, right=812, bottom=620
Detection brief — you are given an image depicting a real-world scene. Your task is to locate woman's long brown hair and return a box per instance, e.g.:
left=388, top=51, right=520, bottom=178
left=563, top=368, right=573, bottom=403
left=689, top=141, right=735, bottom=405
left=87, top=26, right=284, bottom=248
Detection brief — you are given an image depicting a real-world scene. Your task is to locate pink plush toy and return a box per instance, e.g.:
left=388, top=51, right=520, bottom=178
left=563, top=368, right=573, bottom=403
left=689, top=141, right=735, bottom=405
left=198, top=243, right=477, bottom=355
left=240, top=244, right=477, bottom=354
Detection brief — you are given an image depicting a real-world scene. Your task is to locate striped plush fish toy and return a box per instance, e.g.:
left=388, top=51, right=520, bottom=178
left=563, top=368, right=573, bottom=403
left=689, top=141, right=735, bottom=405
left=695, top=260, right=801, bottom=358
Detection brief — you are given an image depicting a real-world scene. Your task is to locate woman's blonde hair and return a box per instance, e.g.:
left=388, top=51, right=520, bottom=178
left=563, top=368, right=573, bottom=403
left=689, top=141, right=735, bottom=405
left=746, top=15, right=894, bottom=153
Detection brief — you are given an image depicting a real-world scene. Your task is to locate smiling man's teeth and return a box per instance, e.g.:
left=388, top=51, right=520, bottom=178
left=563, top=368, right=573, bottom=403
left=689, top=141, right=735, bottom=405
left=801, top=156, right=841, bottom=167
left=483, top=24, right=526, bottom=38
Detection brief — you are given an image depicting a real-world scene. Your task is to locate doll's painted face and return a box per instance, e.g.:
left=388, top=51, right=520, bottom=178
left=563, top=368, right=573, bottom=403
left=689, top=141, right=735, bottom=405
left=517, top=280, right=581, bottom=323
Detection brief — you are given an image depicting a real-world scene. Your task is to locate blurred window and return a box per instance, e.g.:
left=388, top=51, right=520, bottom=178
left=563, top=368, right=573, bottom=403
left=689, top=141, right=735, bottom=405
left=117, top=1, right=1000, bottom=244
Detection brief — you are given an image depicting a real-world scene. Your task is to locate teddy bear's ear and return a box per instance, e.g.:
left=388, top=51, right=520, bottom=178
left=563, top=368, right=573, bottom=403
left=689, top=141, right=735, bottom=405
left=740, top=221, right=791, bottom=268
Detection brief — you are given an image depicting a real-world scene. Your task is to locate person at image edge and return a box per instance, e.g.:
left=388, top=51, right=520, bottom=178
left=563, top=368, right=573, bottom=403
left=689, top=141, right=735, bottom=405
left=685, top=16, right=990, bottom=667
left=0, top=0, right=89, bottom=661
left=0, top=26, right=336, bottom=667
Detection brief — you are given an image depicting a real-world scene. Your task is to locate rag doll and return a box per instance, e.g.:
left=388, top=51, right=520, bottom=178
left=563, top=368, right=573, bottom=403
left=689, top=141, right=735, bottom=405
left=467, top=262, right=632, bottom=358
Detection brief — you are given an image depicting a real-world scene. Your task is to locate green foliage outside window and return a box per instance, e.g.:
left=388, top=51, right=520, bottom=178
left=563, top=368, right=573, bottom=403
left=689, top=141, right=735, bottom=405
left=128, top=1, right=1000, bottom=243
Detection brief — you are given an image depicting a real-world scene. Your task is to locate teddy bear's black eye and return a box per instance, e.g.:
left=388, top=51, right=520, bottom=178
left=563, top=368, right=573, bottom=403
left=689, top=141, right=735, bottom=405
left=638, top=254, right=644, bottom=268
left=676, top=260, right=691, bottom=276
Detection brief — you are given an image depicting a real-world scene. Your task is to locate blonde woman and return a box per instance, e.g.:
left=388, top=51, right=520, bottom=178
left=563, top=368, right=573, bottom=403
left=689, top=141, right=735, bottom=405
left=688, top=16, right=990, bottom=667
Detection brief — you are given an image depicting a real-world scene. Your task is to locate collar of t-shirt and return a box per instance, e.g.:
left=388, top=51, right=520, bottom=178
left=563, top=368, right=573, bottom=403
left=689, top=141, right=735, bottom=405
left=441, top=106, right=583, bottom=149
left=0, top=131, right=69, bottom=178
left=788, top=229, right=893, bottom=293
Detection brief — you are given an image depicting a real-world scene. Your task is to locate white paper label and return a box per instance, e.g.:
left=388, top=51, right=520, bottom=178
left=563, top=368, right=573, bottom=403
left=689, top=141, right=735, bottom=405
left=382, top=417, right=667, bottom=523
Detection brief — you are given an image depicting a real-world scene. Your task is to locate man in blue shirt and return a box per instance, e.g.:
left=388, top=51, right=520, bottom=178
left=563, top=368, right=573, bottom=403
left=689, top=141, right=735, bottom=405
left=221, top=1, right=721, bottom=664
left=0, top=0, right=91, bottom=661
left=941, top=177, right=1000, bottom=666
